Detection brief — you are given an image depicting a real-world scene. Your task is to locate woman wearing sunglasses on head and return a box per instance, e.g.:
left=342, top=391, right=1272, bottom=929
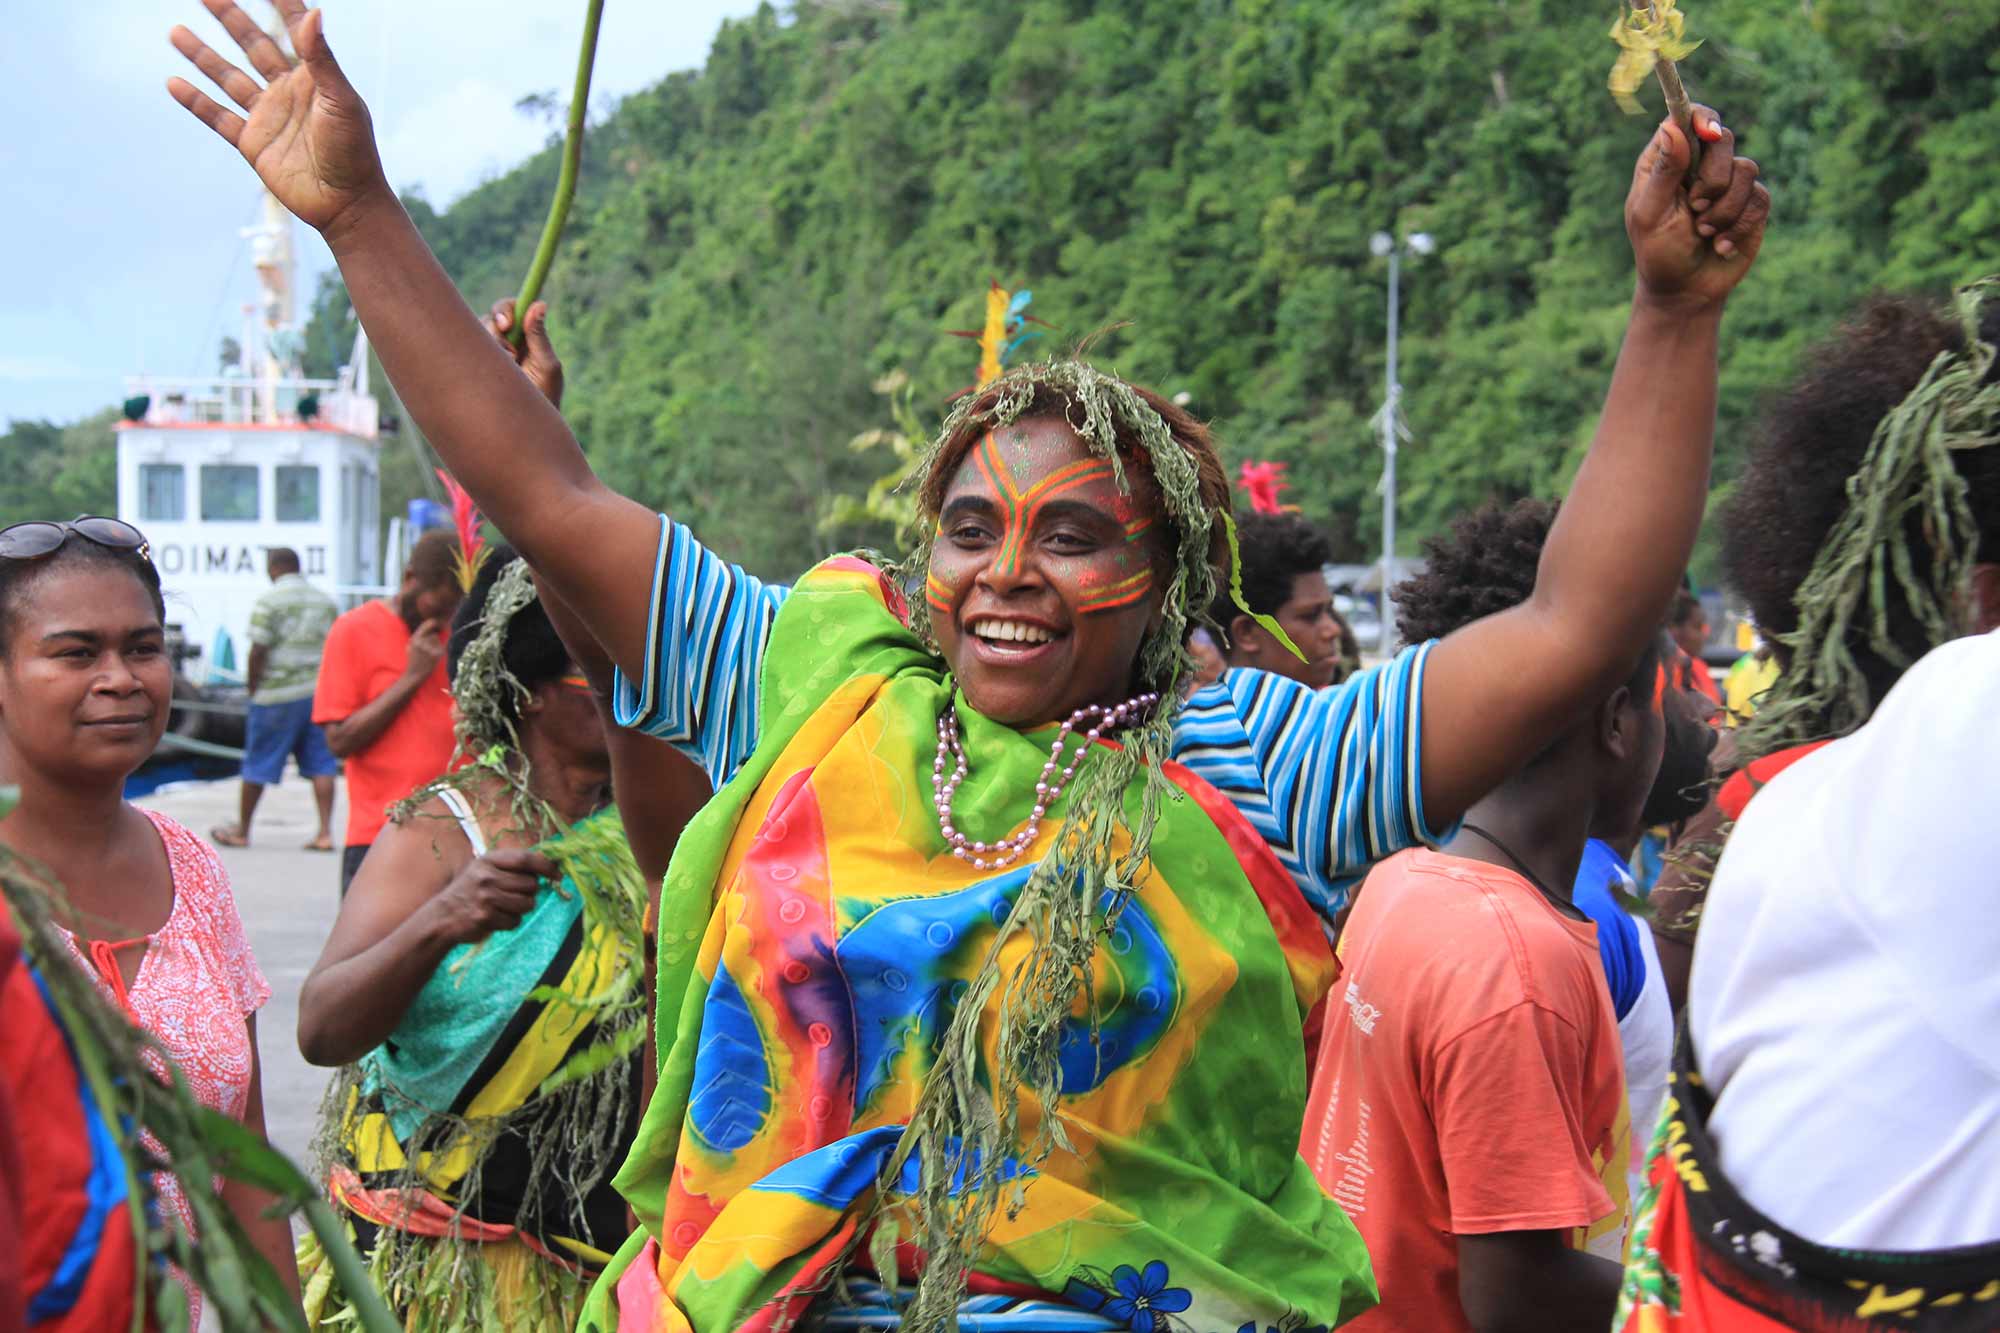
left=0, top=516, right=301, bottom=1322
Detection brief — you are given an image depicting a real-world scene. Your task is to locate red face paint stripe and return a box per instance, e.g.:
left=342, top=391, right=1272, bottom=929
left=1077, top=569, right=1155, bottom=613
left=1013, top=461, right=1119, bottom=568
left=925, top=572, right=954, bottom=612
left=1122, top=515, right=1155, bottom=542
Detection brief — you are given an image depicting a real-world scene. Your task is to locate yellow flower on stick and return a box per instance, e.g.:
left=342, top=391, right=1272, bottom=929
left=1609, top=0, right=1700, bottom=117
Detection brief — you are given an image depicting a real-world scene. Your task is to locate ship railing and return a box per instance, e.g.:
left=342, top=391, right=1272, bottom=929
left=121, top=374, right=378, bottom=438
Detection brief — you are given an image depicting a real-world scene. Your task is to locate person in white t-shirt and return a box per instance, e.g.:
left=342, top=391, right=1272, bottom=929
left=1616, top=282, right=2000, bottom=1333
left=1615, top=632, right=2000, bottom=1332
left=1692, top=629, right=2000, bottom=1250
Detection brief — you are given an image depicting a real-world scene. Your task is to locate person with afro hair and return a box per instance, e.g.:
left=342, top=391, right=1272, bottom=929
left=1302, top=497, right=1678, bottom=1333
left=1380, top=499, right=1717, bottom=1194
left=1721, top=293, right=2000, bottom=721
left=1645, top=289, right=2000, bottom=1005
left=1616, top=284, right=2000, bottom=1330
left=1207, top=512, right=1360, bottom=688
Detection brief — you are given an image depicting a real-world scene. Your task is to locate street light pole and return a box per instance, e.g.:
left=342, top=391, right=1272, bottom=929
left=1369, top=229, right=1432, bottom=652
left=1381, top=244, right=1400, bottom=633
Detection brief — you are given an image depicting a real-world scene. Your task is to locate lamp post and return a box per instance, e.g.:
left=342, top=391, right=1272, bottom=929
left=1369, top=229, right=1433, bottom=650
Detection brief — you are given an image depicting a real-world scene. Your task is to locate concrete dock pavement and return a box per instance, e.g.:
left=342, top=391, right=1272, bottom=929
left=135, top=775, right=345, bottom=1169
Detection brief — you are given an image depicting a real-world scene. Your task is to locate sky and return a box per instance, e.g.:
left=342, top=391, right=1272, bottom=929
left=0, top=0, right=759, bottom=427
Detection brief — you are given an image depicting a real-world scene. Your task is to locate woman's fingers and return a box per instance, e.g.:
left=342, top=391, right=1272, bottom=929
left=523, top=301, right=554, bottom=351
left=169, top=24, right=262, bottom=112
left=1625, top=117, right=1693, bottom=234
left=1698, top=157, right=1760, bottom=240
left=293, top=8, right=358, bottom=101
left=1714, top=179, right=1772, bottom=261
left=487, top=847, right=560, bottom=881
left=200, top=0, right=295, bottom=82
left=166, top=74, right=247, bottom=145
left=488, top=298, right=518, bottom=335
left=1686, top=113, right=1736, bottom=214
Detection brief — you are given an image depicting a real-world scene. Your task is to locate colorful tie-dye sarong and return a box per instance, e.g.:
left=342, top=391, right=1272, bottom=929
left=583, top=556, right=1374, bottom=1332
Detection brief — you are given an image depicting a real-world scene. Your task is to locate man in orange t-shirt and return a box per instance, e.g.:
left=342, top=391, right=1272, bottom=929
left=1303, top=499, right=1664, bottom=1332
left=313, top=529, right=463, bottom=893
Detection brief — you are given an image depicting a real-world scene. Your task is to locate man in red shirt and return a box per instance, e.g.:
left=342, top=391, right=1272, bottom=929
left=313, top=529, right=463, bottom=893
left=1304, top=499, right=1664, bottom=1333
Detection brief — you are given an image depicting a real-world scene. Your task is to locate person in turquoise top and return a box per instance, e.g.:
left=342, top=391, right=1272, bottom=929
left=293, top=549, right=692, bottom=1331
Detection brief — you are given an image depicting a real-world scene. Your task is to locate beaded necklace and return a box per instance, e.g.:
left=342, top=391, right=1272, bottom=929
left=932, top=691, right=1161, bottom=871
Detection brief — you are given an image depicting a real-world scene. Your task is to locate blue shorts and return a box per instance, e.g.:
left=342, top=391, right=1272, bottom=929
left=243, top=696, right=338, bottom=785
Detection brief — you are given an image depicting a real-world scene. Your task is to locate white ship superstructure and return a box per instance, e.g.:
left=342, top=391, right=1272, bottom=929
left=116, top=185, right=384, bottom=680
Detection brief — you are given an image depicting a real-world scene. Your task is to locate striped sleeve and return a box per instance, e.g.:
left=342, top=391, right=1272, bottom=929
left=611, top=515, right=790, bottom=789
left=1169, top=640, right=1449, bottom=922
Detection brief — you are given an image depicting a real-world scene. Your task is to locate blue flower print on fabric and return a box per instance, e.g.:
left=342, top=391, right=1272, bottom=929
left=1063, top=1262, right=1193, bottom=1333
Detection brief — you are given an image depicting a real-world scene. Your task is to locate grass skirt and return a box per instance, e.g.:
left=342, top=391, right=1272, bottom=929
left=298, top=1217, right=592, bottom=1333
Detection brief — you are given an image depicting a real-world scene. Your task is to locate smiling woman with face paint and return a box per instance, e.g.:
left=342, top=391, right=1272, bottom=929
left=166, top=7, right=1771, bottom=1327
left=0, top=518, right=300, bottom=1323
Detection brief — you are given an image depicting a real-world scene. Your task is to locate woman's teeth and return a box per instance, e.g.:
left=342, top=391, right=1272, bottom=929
left=974, top=621, right=1055, bottom=645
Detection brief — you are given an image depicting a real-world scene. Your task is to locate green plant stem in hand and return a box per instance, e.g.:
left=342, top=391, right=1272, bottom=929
left=510, top=0, right=607, bottom=348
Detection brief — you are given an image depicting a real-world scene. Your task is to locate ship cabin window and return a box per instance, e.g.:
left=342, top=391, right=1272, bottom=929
left=200, top=464, right=260, bottom=521
left=138, top=463, right=185, bottom=522
left=276, top=465, right=320, bottom=522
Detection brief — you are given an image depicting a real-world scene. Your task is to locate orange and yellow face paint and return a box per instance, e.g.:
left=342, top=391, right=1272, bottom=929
left=925, top=431, right=1157, bottom=619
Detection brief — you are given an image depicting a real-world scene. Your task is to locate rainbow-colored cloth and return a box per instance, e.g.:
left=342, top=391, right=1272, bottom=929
left=584, top=555, right=1375, bottom=1332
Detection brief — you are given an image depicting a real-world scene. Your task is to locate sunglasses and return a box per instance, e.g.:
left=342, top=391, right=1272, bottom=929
left=0, top=516, right=151, bottom=564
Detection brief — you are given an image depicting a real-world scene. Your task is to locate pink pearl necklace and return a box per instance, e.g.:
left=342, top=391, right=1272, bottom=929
left=933, top=691, right=1162, bottom=871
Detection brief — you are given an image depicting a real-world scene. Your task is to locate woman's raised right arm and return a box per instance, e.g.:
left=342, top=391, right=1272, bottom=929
left=166, top=0, right=659, bottom=678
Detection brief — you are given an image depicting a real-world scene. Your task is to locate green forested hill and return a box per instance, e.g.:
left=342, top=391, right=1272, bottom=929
left=298, top=0, right=2000, bottom=581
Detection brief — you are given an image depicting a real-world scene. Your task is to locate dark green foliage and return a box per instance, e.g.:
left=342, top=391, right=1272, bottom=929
left=0, top=411, right=121, bottom=525
left=284, top=0, right=1999, bottom=581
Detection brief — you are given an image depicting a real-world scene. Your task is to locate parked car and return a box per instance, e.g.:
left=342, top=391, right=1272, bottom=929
left=1333, top=589, right=1384, bottom=654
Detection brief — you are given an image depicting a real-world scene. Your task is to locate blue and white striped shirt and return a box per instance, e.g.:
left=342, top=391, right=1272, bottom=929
left=613, top=516, right=1443, bottom=922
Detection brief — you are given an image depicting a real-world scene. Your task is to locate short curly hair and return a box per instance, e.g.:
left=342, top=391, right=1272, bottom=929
left=1395, top=497, right=1657, bottom=697
left=1209, top=512, right=1334, bottom=629
left=1721, top=294, right=2000, bottom=710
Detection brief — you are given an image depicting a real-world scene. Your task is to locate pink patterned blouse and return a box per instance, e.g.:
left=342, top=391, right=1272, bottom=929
left=56, top=808, right=271, bottom=1319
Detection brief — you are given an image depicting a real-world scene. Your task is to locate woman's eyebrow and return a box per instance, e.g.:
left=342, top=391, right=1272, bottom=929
left=1034, top=498, right=1121, bottom=529
left=940, top=495, right=998, bottom=521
